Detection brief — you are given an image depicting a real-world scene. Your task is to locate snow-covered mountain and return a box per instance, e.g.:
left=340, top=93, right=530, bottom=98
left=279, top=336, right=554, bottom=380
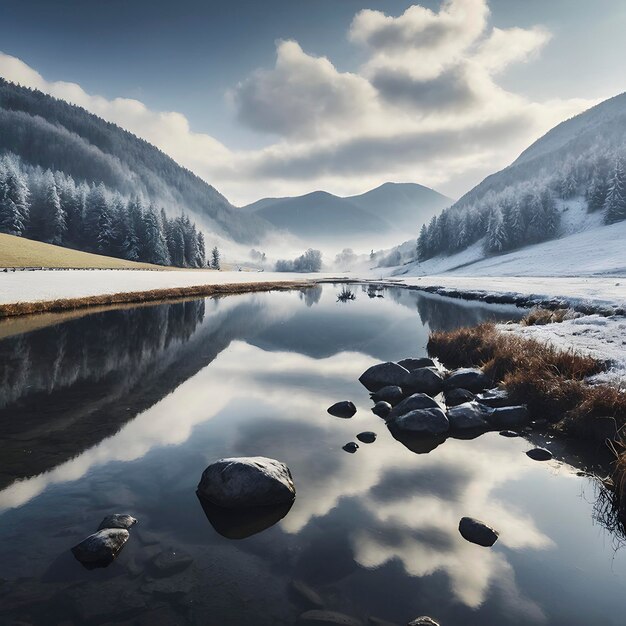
left=241, top=183, right=451, bottom=241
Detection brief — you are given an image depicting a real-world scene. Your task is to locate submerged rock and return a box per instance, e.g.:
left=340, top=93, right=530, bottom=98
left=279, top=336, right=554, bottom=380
left=371, top=385, right=404, bottom=405
left=389, top=407, right=449, bottom=437
left=458, top=517, right=499, bottom=547
left=97, top=514, right=137, bottom=531
left=327, top=401, right=357, bottom=418
left=526, top=447, right=553, bottom=461
left=372, top=401, right=392, bottom=419
left=447, top=402, right=491, bottom=431
left=397, top=357, right=435, bottom=371
left=444, top=368, right=491, bottom=392
left=486, top=406, right=530, bottom=428
left=150, top=549, right=193, bottom=577
left=298, top=610, right=363, bottom=626
left=476, top=388, right=511, bottom=408
left=404, top=367, right=444, bottom=396
left=359, top=362, right=410, bottom=391
left=407, top=618, right=440, bottom=626
left=388, top=393, right=442, bottom=420
left=343, top=442, right=359, bottom=453
left=197, top=456, right=295, bottom=508
left=71, top=528, right=129, bottom=566
left=444, top=387, right=475, bottom=407
left=357, top=431, right=377, bottom=444
left=499, top=430, right=520, bottom=438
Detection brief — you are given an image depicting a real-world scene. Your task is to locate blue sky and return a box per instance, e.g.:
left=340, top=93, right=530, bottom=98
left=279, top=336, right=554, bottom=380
left=1, top=0, right=625, bottom=203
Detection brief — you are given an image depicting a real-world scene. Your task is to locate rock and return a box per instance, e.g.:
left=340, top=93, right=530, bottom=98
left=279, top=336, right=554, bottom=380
left=141, top=567, right=195, bottom=598
left=97, top=514, right=138, bottom=531
left=447, top=402, right=491, bottom=431
left=397, top=357, right=435, bottom=371
left=476, top=388, right=511, bottom=408
left=389, top=407, right=449, bottom=437
left=499, top=430, right=520, bottom=438
left=444, top=368, right=491, bottom=392
left=372, top=401, right=392, bottom=419
left=458, top=517, right=499, bottom=547
left=407, top=618, right=440, bottom=626
left=359, top=362, right=410, bottom=391
left=486, top=405, right=530, bottom=428
left=71, top=528, right=129, bottom=566
left=357, top=431, right=377, bottom=444
left=371, top=385, right=405, bottom=405
left=526, top=447, right=553, bottom=461
left=150, top=548, right=193, bottom=577
left=444, top=387, right=475, bottom=407
left=298, top=610, right=363, bottom=626
left=388, top=393, right=441, bottom=420
left=290, top=579, right=325, bottom=609
left=328, top=401, right=357, bottom=418
left=343, top=442, right=359, bottom=453
left=404, top=367, right=444, bottom=396
left=197, top=456, right=295, bottom=508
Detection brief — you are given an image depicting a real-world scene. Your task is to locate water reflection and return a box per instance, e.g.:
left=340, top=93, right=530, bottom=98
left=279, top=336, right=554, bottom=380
left=0, top=286, right=624, bottom=626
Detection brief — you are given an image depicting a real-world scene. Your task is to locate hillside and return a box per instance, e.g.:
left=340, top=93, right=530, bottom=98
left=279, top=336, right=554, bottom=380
left=242, top=182, right=451, bottom=240
left=0, top=233, right=177, bottom=270
left=0, top=79, right=271, bottom=244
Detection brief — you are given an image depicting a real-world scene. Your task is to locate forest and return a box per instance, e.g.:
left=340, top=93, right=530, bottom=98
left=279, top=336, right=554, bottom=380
left=0, top=152, right=206, bottom=267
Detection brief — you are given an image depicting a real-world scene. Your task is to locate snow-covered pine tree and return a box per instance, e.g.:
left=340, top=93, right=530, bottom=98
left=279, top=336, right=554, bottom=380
left=37, top=170, right=66, bottom=245
left=586, top=170, right=608, bottom=212
left=416, top=223, right=428, bottom=261
left=211, top=246, right=221, bottom=270
left=485, top=206, right=506, bottom=253
left=541, top=189, right=560, bottom=237
left=0, top=155, right=30, bottom=236
left=603, top=157, right=626, bottom=224
left=143, top=204, right=171, bottom=265
left=196, top=231, right=206, bottom=267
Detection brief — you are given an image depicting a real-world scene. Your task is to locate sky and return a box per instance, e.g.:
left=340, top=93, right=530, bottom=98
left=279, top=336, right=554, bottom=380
left=0, top=0, right=625, bottom=205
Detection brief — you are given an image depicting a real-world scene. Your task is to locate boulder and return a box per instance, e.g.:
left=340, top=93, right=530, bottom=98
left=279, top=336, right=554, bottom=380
left=388, top=393, right=442, bottom=420
left=444, top=368, right=491, bottom=392
left=526, top=447, right=553, bottom=461
left=486, top=406, right=530, bottom=429
left=97, top=514, right=137, bottom=531
left=458, top=517, right=499, bottom=547
left=357, top=431, right=377, bottom=444
left=499, top=430, right=520, bottom=438
left=71, top=528, right=129, bottom=566
left=389, top=407, right=449, bottom=437
left=407, top=619, right=440, bottom=626
left=372, top=401, right=392, bottom=419
left=476, top=388, right=511, bottom=408
left=447, top=402, right=491, bottom=432
left=328, top=401, right=357, bottom=418
left=359, top=362, right=410, bottom=391
left=298, top=610, right=363, bottom=626
left=404, top=367, right=444, bottom=396
left=397, top=357, right=435, bottom=371
left=444, top=388, right=475, bottom=407
left=343, top=442, right=359, bottom=453
left=197, top=457, right=295, bottom=508
left=371, top=386, right=404, bottom=405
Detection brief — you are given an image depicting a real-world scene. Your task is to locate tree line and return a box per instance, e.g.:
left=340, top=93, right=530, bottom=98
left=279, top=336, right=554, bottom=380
left=0, top=152, right=211, bottom=267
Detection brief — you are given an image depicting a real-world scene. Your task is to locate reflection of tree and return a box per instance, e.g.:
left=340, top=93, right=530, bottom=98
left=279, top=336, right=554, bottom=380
left=299, top=286, right=322, bottom=307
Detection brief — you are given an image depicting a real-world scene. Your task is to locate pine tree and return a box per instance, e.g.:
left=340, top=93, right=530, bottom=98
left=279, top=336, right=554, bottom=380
left=485, top=206, right=506, bottom=253
left=196, top=231, right=206, bottom=267
left=143, top=204, right=171, bottom=265
left=211, top=246, right=221, bottom=270
left=604, top=157, right=626, bottom=224
left=586, top=171, right=608, bottom=213
left=38, top=170, right=66, bottom=245
left=416, top=224, right=429, bottom=261
left=541, top=189, right=560, bottom=237
left=0, top=156, right=30, bottom=236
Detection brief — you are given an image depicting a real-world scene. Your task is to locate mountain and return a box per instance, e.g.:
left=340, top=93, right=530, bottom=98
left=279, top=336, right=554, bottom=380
left=0, top=78, right=271, bottom=245
left=414, top=92, right=626, bottom=265
left=241, top=183, right=451, bottom=240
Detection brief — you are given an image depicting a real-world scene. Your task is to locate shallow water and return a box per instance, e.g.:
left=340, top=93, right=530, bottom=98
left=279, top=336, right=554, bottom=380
left=0, top=284, right=624, bottom=625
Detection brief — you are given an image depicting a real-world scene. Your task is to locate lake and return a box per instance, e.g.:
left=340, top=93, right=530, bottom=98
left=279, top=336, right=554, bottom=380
left=0, top=284, right=625, bottom=625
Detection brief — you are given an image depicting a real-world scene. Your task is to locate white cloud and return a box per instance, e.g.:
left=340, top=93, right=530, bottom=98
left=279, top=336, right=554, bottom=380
left=0, top=0, right=601, bottom=205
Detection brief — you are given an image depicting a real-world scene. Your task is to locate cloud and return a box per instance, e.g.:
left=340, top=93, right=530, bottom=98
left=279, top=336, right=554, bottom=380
left=0, top=0, right=600, bottom=206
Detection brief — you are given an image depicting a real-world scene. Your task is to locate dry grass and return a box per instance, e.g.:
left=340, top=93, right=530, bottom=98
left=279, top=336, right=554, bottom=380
left=522, top=306, right=572, bottom=326
left=0, top=281, right=312, bottom=319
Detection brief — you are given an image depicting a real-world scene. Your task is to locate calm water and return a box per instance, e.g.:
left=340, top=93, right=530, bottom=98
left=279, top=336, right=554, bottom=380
left=0, top=285, right=624, bottom=625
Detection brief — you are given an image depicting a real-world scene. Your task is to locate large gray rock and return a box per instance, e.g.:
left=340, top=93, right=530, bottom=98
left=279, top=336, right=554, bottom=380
left=447, top=402, right=491, bottom=431
left=97, top=514, right=137, bottom=531
left=298, top=610, right=363, bottom=625
left=444, top=368, right=491, bottom=392
left=359, top=362, right=410, bottom=391
left=327, top=401, right=357, bottom=418
left=389, top=407, right=449, bottom=436
left=407, top=618, right=440, bottom=626
left=444, top=387, right=475, bottom=407
left=476, top=388, right=511, bottom=408
left=71, top=528, right=129, bottom=565
left=398, top=357, right=435, bottom=371
left=371, top=385, right=404, bottom=405
left=526, top=447, right=553, bottom=461
left=372, top=401, right=392, bottom=419
left=486, top=405, right=530, bottom=428
left=458, top=517, right=499, bottom=547
left=388, top=393, right=442, bottom=420
left=197, top=457, right=295, bottom=508
left=403, top=367, right=444, bottom=396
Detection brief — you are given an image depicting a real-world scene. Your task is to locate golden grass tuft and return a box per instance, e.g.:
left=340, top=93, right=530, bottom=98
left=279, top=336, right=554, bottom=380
left=522, top=307, right=572, bottom=326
